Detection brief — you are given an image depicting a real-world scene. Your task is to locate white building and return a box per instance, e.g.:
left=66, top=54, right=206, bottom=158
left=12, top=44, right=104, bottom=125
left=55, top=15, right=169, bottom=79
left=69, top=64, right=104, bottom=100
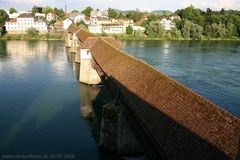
left=90, top=10, right=108, bottom=18
left=63, top=13, right=86, bottom=30
left=69, top=12, right=86, bottom=23
left=35, top=13, right=45, bottom=19
left=132, top=26, right=145, bottom=32
left=5, top=13, right=48, bottom=34
left=160, top=18, right=175, bottom=30
left=8, top=13, right=20, bottom=19
left=46, top=12, right=56, bottom=22
left=63, top=18, right=73, bottom=30
left=102, top=24, right=125, bottom=34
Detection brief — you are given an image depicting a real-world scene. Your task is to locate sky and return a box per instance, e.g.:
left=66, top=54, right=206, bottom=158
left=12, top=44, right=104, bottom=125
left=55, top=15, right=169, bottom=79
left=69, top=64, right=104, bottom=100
left=0, top=0, right=240, bottom=12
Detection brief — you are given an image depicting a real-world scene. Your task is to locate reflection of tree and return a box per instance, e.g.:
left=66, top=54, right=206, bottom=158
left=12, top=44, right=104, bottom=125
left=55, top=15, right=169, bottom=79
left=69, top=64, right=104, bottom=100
left=0, top=41, right=7, bottom=58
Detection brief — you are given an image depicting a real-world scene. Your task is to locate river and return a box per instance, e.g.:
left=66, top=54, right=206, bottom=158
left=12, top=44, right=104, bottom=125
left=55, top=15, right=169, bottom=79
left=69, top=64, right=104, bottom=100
left=0, top=40, right=239, bottom=159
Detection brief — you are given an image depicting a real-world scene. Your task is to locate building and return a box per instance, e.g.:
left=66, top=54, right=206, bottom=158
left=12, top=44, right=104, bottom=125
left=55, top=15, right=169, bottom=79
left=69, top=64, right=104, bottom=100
left=46, top=12, right=56, bottom=22
left=88, top=16, right=111, bottom=34
left=5, top=13, right=48, bottom=34
left=132, top=26, right=145, bottom=32
left=69, top=12, right=86, bottom=23
left=63, top=13, right=86, bottom=30
left=170, top=15, right=181, bottom=20
left=35, top=13, right=45, bottom=19
left=63, top=18, right=73, bottom=30
left=102, top=24, right=125, bottom=34
left=160, top=18, right=175, bottom=30
left=111, top=18, right=134, bottom=27
left=90, top=10, right=108, bottom=18
left=8, top=12, right=20, bottom=19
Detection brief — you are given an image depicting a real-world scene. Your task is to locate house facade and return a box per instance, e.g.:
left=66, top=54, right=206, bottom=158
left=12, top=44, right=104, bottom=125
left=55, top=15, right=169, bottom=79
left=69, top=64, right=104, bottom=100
left=102, top=24, right=125, bottom=34
left=46, top=12, right=56, bottom=22
left=160, top=18, right=175, bottom=30
left=5, top=13, right=48, bottom=34
left=63, top=13, right=86, bottom=30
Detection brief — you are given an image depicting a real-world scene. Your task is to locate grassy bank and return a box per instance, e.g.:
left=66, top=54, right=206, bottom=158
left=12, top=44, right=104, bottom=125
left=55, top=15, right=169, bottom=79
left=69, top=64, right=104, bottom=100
left=0, top=33, right=64, bottom=40
left=113, top=34, right=240, bottom=41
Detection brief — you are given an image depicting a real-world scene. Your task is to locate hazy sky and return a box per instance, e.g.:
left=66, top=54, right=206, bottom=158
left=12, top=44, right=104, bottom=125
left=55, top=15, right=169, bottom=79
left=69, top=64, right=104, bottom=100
left=0, top=0, right=240, bottom=12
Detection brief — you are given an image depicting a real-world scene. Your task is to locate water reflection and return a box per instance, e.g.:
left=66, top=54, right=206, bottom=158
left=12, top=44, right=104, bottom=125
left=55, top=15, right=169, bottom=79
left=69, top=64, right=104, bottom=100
left=80, top=84, right=100, bottom=118
left=0, top=41, right=105, bottom=159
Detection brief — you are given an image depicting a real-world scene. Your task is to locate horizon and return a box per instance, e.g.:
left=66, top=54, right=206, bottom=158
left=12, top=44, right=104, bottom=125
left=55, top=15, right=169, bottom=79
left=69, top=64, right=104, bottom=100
left=0, top=0, right=240, bottom=13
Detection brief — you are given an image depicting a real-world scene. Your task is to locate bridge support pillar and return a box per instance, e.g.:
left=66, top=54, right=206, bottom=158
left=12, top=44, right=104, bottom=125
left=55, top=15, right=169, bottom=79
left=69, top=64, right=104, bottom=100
left=99, top=102, right=142, bottom=155
left=79, top=50, right=101, bottom=85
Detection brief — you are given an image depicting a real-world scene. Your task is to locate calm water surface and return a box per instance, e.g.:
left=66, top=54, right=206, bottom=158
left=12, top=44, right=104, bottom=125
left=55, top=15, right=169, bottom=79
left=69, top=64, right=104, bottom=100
left=0, top=40, right=120, bottom=159
left=122, top=40, right=240, bottom=117
left=0, top=40, right=239, bottom=159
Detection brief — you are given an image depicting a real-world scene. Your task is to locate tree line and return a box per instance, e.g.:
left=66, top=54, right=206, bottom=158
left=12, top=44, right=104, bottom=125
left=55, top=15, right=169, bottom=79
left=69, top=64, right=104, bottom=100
left=141, top=5, right=240, bottom=39
left=1, top=5, right=240, bottom=40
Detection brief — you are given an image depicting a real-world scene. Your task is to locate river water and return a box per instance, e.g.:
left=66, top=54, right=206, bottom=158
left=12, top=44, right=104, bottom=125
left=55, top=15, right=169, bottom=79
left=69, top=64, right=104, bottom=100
left=122, top=40, right=240, bottom=117
left=0, top=40, right=239, bottom=159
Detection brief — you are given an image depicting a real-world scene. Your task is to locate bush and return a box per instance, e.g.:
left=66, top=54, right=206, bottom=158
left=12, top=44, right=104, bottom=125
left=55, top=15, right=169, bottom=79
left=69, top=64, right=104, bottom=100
left=26, top=27, right=39, bottom=38
left=126, top=25, right=133, bottom=34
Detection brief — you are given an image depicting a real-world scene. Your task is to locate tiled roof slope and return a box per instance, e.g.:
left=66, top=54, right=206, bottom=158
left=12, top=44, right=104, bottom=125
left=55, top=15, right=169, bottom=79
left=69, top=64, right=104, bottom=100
left=76, top=29, right=97, bottom=42
left=90, top=39, right=240, bottom=159
left=18, top=13, right=34, bottom=18
left=67, top=24, right=79, bottom=33
left=82, top=37, right=122, bottom=49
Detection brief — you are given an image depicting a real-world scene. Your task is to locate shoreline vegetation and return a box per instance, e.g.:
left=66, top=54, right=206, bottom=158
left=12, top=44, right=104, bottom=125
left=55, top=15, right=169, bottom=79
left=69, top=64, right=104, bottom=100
left=1, top=5, right=240, bottom=41
left=113, top=34, right=240, bottom=41
left=1, top=33, right=239, bottom=41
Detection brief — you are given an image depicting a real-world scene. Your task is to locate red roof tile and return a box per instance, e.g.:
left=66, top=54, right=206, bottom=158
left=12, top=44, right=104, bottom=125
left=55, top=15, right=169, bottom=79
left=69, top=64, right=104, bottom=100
left=81, top=37, right=122, bottom=49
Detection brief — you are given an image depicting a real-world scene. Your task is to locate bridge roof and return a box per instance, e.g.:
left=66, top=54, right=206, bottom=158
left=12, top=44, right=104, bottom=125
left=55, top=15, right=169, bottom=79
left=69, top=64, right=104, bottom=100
left=76, top=29, right=97, bottom=43
left=82, top=37, right=122, bottom=49
left=90, top=38, right=240, bottom=159
left=67, top=24, right=79, bottom=33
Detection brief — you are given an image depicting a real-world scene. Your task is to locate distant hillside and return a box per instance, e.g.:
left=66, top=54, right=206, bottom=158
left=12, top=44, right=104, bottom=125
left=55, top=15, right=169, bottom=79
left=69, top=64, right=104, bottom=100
left=112, top=9, right=136, bottom=14
left=151, top=10, right=173, bottom=15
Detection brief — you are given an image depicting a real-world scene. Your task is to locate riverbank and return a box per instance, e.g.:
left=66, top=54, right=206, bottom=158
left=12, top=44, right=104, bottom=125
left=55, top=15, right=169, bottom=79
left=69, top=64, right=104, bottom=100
left=0, top=33, right=64, bottom=40
left=114, top=34, right=240, bottom=41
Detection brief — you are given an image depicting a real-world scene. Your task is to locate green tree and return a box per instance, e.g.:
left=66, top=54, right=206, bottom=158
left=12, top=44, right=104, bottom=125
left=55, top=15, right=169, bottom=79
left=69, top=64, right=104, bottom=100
left=170, top=28, right=182, bottom=39
left=108, top=8, right=118, bottom=19
left=146, top=21, right=165, bottom=38
left=0, top=27, right=3, bottom=37
left=0, top=9, right=9, bottom=36
left=210, top=23, right=227, bottom=38
left=147, top=14, right=158, bottom=22
left=126, top=10, right=142, bottom=22
left=177, top=5, right=205, bottom=27
left=76, top=20, right=88, bottom=29
left=32, top=5, right=39, bottom=14
left=81, top=6, right=93, bottom=17
left=226, top=23, right=237, bottom=37
left=126, top=25, right=133, bottom=34
left=140, top=20, right=148, bottom=28
left=9, top=8, right=17, bottom=14
left=26, top=27, right=39, bottom=37
left=42, top=6, right=53, bottom=15
left=0, top=9, right=9, bottom=25
left=71, top=10, right=79, bottom=13
left=190, top=24, right=203, bottom=40
left=54, top=8, right=65, bottom=20
left=181, top=20, right=191, bottom=38
left=118, top=13, right=126, bottom=18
